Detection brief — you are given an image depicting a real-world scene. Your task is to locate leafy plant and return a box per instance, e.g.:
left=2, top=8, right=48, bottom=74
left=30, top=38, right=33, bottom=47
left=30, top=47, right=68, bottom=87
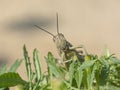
left=0, top=45, right=120, bottom=90
left=0, top=59, right=22, bottom=90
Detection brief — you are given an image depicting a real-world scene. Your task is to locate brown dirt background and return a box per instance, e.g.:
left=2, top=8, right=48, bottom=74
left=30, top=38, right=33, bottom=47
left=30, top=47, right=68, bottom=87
left=0, top=0, right=120, bottom=89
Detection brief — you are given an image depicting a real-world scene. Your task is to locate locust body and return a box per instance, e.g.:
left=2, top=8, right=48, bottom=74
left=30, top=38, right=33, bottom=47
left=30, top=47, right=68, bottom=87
left=53, top=33, right=84, bottom=59
left=53, top=33, right=84, bottom=68
left=34, top=13, right=84, bottom=68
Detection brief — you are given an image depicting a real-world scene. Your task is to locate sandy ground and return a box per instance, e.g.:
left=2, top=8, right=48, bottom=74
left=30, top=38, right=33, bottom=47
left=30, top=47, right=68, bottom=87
left=0, top=0, right=120, bottom=89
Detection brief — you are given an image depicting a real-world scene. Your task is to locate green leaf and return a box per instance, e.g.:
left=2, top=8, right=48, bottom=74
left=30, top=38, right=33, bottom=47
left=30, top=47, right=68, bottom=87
left=33, top=49, right=43, bottom=81
left=99, top=66, right=109, bottom=85
left=47, top=52, right=56, bottom=64
left=46, top=59, right=61, bottom=78
left=23, top=45, right=32, bottom=80
left=0, top=72, right=27, bottom=88
left=88, top=63, right=97, bottom=90
left=33, top=49, right=43, bottom=90
left=9, top=59, right=22, bottom=72
left=110, top=57, right=120, bottom=64
left=0, top=65, right=7, bottom=75
left=23, top=45, right=33, bottom=90
left=79, top=60, right=96, bottom=70
left=46, top=52, right=66, bottom=80
left=75, top=69, right=83, bottom=89
left=104, top=47, right=111, bottom=57
left=69, top=61, right=75, bottom=86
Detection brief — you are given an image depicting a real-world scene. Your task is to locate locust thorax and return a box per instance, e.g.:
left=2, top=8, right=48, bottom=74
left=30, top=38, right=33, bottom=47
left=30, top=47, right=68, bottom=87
left=53, top=33, right=68, bottom=51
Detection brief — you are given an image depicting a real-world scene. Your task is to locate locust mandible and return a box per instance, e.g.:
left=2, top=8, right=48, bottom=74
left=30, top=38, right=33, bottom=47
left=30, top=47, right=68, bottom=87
left=34, top=13, right=85, bottom=68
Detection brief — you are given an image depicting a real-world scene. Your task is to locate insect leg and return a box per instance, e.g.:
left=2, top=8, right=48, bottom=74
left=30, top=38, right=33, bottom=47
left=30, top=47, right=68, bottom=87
left=70, top=45, right=88, bottom=55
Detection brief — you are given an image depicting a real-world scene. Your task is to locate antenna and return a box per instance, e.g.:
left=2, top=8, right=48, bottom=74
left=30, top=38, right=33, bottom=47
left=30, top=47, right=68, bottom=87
left=56, top=13, right=59, bottom=34
left=34, top=25, right=55, bottom=37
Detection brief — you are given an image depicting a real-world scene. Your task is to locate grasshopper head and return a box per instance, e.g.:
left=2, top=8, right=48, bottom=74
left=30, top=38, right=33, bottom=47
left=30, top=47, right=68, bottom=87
left=53, top=33, right=67, bottom=50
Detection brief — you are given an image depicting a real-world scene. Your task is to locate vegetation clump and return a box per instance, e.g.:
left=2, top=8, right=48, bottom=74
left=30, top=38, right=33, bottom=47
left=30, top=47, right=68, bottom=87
left=0, top=45, right=120, bottom=90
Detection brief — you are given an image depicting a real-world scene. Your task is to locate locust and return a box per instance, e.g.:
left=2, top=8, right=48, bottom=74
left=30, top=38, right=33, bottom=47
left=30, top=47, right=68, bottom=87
left=34, top=13, right=85, bottom=68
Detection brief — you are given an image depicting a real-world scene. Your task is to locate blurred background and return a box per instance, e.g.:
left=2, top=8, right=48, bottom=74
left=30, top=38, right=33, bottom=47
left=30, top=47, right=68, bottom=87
left=0, top=0, right=120, bottom=87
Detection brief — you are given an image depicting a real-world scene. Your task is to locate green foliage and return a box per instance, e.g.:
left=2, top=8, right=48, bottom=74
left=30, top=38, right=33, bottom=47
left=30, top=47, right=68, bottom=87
left=0, top=59, right=22, bottom=90
left=0, top=72, right=27, bottom=88
left=9, top=60, right=22, bottom=72
left=0, top=45, right=120, bottom=90
left=0, top=59, right=22, bottom=75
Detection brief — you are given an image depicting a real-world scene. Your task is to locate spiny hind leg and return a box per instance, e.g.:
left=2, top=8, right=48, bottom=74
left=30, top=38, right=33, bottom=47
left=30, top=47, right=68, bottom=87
left=70, top=44, right=88, bottom=55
